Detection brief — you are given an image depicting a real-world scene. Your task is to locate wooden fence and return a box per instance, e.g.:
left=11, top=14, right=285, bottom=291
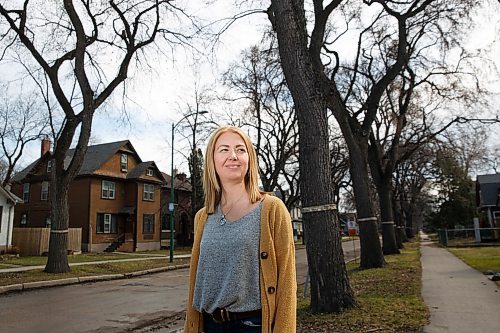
left=12, top=228, right=82, bottom=256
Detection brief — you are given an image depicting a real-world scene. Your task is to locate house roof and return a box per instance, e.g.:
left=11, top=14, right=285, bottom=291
left=0, top=186, right=23, bottom=204
left=70, top=140, right=135, bottom=175
left=477, top=174, right=500, bottom=207
left=12, top=140, right=153, bottom=182
left=11, top=159, right=39, bottom=182
left=477, top=174, right=500, bottom=184
left=127, top=161, right=166, bottom=183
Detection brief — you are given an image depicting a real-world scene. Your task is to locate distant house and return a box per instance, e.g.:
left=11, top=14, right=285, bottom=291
left=475, top=173, right=500, bottom=228
left=0, top=185, right=23, bottom=253
left=11, top=139, right=168, bottom=252
left=289, top=204, right=303, bottom=241
left=160, top=172, right=192, bottom=247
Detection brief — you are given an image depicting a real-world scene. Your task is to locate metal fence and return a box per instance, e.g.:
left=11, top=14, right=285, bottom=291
left=437, top=228, right=500, bottom=247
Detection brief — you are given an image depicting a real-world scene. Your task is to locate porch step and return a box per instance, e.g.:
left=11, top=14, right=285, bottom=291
left=104, top=235, right=125, bottom=252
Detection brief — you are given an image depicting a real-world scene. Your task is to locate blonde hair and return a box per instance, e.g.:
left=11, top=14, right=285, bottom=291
left=203, top=126, right=262, bottom=214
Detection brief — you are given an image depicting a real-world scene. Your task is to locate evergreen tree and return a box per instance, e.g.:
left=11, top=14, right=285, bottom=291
left=189, top=148, right=204, bottom=219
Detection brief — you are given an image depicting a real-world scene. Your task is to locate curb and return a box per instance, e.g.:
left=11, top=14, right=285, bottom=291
left=0, top=263, right=190, bottom=295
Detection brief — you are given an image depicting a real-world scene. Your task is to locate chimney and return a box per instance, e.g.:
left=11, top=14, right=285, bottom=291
left=41, top=136, right=51, bottom=156
left=176, top=172, right=187, bottom=181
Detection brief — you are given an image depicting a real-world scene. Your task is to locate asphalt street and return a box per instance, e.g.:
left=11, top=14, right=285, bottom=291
left=0, top=240, right=360, bottom=333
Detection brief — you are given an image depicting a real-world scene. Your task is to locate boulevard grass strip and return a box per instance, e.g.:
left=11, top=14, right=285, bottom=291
left=447, top=246, right=500, bottom=273
left=135, top=247, right=193, bottom=255
left=1, top=248, right=192, bottom=267
left=0, top=258, right=190, bottom=287
left=1, top=252, right=147, bottom=266
left=297, top=240, right=427, bottom=333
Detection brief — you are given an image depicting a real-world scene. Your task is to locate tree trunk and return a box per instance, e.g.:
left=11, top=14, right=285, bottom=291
left=297, top=102, right=355, bottom=312
left=44, top=172, right=70, bottom=273
left=393, top=200, right=405, bottom=248
left=398, top=226, right=407, bottom=243
left=378, top=181, right=400, bottom=254
left=44, top=115, right=92, bottom=273
left=347, top=140, right=385, bottom=268
left=269, top=0, right=355, bottom=312
left=367, top=138, right=399, bottom=255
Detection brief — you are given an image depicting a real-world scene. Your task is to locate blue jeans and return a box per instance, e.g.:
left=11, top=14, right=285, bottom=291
left=203, top=312, right=262, bottom=333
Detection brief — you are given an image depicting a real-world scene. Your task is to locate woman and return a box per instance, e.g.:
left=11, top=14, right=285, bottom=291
left=184, top=126, right=296, bottom=333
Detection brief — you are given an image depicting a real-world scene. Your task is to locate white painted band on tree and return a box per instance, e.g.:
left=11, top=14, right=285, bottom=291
left=50, top=229, right=69, bottom=233
left=301, top=203, right=337, bottom=213
left=357, top=217, right=378, bottom=222
left=381, top=221, right=394, bottom=225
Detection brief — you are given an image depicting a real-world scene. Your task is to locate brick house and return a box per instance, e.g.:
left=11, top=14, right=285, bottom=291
left=160, top=172, right=193, bottom=247
left=11, top=139, right=168, bottom=252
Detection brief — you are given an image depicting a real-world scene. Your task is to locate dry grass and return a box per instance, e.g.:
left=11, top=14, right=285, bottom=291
left=297, top=240, right=427, bottom=333
left=0, top=258, right=190, bottom=286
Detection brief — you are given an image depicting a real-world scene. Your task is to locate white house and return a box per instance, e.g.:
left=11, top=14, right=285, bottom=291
left=0, top=185, right=23, bottom=253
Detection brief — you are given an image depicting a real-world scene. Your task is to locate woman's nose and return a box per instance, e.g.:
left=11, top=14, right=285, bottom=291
left=229, top=149, right=238, bottom=159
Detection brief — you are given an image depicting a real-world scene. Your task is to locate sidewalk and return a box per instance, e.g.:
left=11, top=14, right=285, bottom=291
left=420, top=232, right=500, bottom=333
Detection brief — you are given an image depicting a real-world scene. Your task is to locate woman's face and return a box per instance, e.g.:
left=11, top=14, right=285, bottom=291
left=214, top=131, right=249, bottom=186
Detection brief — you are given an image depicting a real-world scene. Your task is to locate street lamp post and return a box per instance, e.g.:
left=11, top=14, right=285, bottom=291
left=168, top=110, right=208, bottom=263
left=169, top=122, right=175, bottom=262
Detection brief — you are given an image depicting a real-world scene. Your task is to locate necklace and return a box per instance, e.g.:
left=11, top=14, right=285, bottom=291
left=219, top=192, right=246, bottom=226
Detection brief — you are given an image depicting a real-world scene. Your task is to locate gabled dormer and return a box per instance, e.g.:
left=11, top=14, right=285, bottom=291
left=73, top=140, right=141, bottom=178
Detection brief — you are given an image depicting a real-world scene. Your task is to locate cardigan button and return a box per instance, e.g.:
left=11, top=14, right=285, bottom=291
left=260, top=251, right=268, bottom=259
left=267, top=286, right=276, bottom=294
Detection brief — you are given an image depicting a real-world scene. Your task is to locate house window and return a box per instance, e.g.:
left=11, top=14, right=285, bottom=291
left=23, top=183, right=30, bottom=202
left=120, top=154, right=128, bottom=171
left=143, top=183, right=155, bottom=201
left=47, top=160, right=52, bottom=173
left=45, top=216, right=51, bottom=228
left=143, top=214, right=155, bottom=234
left=41, top=181, right=50, bottom=201
left=0, top=206, right=3, bottom=232
left=101, top=180, right=116, bottom=199
left=20, top=213, right=27, bottom=227
left=146, top=168, right=153, bottom=176
left=96, top=213, right=117, bottom=233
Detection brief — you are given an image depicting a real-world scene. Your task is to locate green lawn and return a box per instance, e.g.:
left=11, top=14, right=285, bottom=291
left=447, top=246, right=500, bottom=273
left=297, top=240, right=427, bottom=333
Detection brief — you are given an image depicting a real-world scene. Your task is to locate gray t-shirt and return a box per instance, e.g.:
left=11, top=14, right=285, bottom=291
left=192, top=203, right=262, bottom=314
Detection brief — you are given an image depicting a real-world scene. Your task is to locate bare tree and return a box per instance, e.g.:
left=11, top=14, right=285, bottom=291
left=0, top=85, right=49, bottom=186
left=176, top=85, right=214, bottom=220
left=329, top=129, right=351, bottom=210
left=394, top=146, right=434, bottom=235
left=268, top=0, right=356, bottom=313
left=0, top=0, right=197, bottom=273
left=223, top=41, right=300, bottom=209
left=367, top=53, right=485, bottom=252
left=267, top=0, right=483, bottom=311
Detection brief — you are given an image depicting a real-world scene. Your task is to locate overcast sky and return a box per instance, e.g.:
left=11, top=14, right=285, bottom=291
left=5, top=0, right=500, bottom=175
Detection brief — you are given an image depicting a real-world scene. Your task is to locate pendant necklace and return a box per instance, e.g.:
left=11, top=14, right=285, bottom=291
left=219, top=192, right=246, bottom=226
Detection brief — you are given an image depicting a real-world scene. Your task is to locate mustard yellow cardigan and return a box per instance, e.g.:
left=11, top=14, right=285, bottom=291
left=183, top=194, right=297, bottom=333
